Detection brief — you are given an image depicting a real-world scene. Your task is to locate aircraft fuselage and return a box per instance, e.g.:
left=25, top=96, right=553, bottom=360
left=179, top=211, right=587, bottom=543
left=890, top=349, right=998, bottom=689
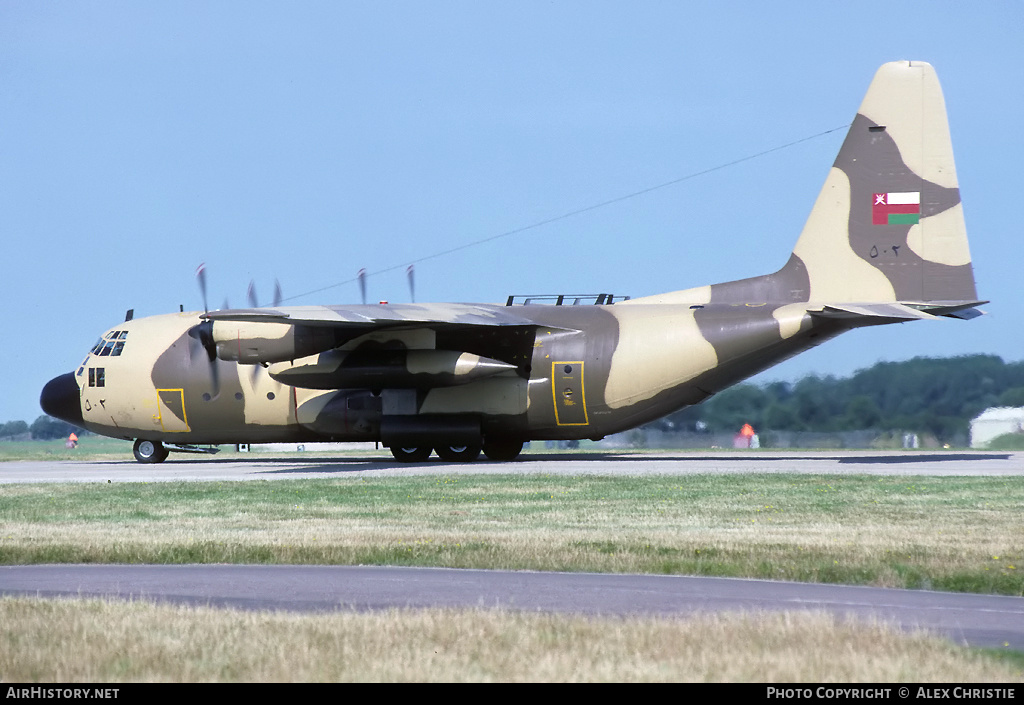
left=44, top=300, right=843, bottom=449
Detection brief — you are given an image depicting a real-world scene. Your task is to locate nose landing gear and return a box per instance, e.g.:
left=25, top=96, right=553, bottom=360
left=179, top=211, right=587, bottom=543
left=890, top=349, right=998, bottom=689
left=133, top=439, right=169, bottom=464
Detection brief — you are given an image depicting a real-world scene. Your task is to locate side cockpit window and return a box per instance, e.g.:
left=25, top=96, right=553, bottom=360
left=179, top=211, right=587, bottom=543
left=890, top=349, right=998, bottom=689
left=84, top=330, right=125, bottom=386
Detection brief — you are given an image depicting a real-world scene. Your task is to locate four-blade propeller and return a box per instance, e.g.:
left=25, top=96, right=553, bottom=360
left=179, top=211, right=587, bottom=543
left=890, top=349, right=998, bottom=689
left=187, top=264, right=418, bottom=397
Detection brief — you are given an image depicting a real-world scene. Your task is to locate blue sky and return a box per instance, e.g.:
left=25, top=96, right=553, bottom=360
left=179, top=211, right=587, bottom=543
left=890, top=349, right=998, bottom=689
left=2, top=1, right=1021, bottom=424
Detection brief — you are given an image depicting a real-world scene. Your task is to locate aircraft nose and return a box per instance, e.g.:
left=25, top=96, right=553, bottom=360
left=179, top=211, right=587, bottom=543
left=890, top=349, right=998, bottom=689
left=40, top=372, right=83, bottom=426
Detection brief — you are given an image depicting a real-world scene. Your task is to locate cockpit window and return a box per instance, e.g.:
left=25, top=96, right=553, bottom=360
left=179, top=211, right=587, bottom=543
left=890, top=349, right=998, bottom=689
left=90, top=331, right=129, bottom=357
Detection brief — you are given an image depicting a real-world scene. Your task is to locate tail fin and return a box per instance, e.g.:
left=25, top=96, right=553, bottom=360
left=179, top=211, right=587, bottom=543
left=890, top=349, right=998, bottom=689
left=791, top=60, right=978, bottom=305
left=626, top=61, right=982, bottom=311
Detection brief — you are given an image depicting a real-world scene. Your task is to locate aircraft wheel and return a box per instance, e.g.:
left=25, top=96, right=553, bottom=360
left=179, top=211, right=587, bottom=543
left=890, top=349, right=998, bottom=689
left=482, top=438, right=523, bottom=461
left=434, top=443, right=481, bottom=462
left=390, top=446, right=432, bottom=463
left=133, top=439, right=169, bottom=464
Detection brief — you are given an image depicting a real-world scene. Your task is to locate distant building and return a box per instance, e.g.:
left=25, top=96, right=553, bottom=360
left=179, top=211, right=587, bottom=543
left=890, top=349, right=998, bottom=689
left=970, top=407, right=1024, bottom=448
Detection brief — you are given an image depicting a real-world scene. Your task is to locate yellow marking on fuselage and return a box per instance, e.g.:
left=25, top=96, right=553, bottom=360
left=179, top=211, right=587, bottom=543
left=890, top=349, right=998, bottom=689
left=551, top=361, right=588, bottom=426
left=155, top=388, right=190, bottom=432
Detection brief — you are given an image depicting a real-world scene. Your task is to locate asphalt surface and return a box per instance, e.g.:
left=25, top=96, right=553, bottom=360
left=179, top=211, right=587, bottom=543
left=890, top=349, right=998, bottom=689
left=3, top=450, right=1023, bottom=651
left=2, top=449, right=1022, bottom=483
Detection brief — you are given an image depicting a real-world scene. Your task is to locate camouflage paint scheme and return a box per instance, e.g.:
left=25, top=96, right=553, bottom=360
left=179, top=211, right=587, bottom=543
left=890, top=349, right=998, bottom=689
left=40, top=61, right=984, bottom=462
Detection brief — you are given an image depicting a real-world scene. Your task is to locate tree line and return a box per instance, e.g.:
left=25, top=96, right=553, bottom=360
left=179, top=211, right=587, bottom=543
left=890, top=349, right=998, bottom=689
left=0, top=417, right=85, bottom=441
left=652, top=354, right=1024, bottom=443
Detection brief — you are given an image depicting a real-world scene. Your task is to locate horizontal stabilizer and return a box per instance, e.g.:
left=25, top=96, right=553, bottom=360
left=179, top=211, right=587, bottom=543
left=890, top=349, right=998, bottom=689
left=810, top=300, right=987, bottom=324
left=810, top=303, right=939, bottom=322
left=937, top=306, right=985, bottom=320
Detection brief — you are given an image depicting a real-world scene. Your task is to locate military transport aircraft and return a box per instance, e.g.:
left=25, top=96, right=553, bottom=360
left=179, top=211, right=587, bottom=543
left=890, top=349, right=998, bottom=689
left=40, top=61, right=984, bottom=463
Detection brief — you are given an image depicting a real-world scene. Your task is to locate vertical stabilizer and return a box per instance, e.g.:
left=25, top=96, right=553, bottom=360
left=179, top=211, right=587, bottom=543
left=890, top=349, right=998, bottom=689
left=790, top=60, right=977, bottom=304
left=624, top=61, right=980, bottom=309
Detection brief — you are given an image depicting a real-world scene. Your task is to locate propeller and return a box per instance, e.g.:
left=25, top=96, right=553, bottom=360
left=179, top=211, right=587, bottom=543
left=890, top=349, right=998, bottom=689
left=354, top=266, right=417, bottom=304
left=357, top=268, right=367, bottom=305
left=247, top=278, right=283, bottom=308
left=244, top=277, right=284, bottom=384
left=191, top=267, right=287, bottom=396
left=189, top=265, right=220, bottom=398
left=196, top=263, right=209, bottom=314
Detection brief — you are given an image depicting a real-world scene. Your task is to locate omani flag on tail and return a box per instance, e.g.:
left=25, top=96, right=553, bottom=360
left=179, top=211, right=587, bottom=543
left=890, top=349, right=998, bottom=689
left=873, top=191, right=920, bottom=225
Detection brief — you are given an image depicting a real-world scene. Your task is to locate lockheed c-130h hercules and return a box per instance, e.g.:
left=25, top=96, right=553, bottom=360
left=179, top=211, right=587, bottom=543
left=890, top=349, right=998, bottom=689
left=41, top=61, right=984, bottom=464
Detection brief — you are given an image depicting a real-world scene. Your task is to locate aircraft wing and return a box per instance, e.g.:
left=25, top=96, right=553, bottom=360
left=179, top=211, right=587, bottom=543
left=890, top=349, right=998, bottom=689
left=199, top=303, right=564, bottom=368
left=201, top=303, right=544, bottom=329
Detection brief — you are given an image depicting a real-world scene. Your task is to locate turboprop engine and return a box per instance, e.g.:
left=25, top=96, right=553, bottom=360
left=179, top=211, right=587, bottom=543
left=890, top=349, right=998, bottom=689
left=202, top=320, right=346, bottom=364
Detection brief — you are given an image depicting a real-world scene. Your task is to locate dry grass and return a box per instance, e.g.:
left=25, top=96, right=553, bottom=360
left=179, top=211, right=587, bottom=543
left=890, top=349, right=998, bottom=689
left=1, top=596, right=1020, bottom=682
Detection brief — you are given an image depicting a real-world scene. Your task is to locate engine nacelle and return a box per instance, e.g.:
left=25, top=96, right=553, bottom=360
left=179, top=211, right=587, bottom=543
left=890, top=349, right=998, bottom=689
left=211, top=321, right=344, bottom=364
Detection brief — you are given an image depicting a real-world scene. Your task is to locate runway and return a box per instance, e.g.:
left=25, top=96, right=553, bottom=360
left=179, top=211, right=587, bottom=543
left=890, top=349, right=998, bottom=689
left=2, top=449, right=1022, bottom=483
left=3, top=450, right=1023, bottom=651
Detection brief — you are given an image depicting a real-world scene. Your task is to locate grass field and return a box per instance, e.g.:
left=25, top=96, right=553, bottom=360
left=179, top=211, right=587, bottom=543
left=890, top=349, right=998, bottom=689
left=0, top=436, right=135, bottom=462
left=4, top=446, right=1023, bottom=681
left=2, top=473, right=1022, bottom=594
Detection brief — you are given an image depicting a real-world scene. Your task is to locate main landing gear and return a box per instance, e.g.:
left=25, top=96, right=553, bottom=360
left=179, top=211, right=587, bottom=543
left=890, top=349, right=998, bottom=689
left=389, top=438, right=524, bottom=463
